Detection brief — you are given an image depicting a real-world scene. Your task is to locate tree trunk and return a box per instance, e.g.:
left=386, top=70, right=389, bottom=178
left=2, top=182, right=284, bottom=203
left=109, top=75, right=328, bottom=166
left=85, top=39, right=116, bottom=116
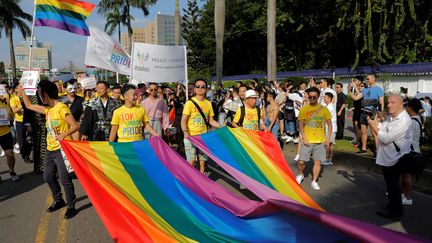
left=126, top=0, right=132, bottom=54
left=7, top=26, right=17, bottom=80
left=267, top=0, right=277, bottom=82
left=175, top=0, right=180, bottom=45
left=214, top=0, right=225, bottom=82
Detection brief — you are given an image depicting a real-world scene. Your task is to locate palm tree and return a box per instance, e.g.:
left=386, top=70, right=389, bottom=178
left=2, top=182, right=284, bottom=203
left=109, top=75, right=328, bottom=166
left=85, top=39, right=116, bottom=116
left=267, top=0, right=276, bottom=82
left=214, top=0, right=225, bottom=82
left=104, top=8, right=125, bottom=44
left=98, top=0, right=157, bottom=54
left=0, top=0, right=32, bottom=79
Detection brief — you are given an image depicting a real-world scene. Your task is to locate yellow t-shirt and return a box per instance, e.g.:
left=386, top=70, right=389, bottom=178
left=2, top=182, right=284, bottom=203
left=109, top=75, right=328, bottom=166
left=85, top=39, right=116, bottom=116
left=9, top=95, right=23, bottom=122
left=233, top=106, right=260, bottom=130
left=298, top=104, right=331, bottom=143
left=182, top=97, right=214, bottom=136
left=45, top=102, right=73, bottom=151
left=111, top=105, right=149, bottom=142
left=0, top=100, right=12, bottom=136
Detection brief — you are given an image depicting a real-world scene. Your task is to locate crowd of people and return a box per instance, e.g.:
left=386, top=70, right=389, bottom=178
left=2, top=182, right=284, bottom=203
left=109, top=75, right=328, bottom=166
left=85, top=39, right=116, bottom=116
left=0, top=73, right=430, bottom=220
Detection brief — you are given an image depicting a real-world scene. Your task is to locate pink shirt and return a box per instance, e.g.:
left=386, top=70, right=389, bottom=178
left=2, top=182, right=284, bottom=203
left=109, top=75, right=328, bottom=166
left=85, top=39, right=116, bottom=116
left=141, top=97, right=169, bottom=130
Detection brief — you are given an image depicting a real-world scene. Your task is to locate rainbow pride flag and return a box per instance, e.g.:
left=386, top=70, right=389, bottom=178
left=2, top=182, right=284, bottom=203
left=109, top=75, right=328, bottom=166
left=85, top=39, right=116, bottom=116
left=35, top=0, right=95, bottom=36
left=62, top=132, right=422, bottom=242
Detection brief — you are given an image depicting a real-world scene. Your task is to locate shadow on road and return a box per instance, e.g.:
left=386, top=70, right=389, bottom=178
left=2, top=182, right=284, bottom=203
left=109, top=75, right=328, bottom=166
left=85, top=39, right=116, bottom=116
left=0, top=172, right=44, bottom=203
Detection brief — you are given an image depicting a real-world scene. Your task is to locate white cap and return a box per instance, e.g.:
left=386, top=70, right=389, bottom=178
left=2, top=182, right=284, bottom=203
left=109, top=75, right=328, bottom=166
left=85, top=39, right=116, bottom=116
left=245, top=90, right=258, bottom=99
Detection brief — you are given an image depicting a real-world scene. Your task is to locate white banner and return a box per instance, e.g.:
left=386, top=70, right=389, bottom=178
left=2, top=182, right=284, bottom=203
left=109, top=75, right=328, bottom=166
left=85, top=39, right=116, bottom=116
left=21, top=70, right=40, bottom=95
left=132, top=43, right=187, bottom=84
left=85, top=26, right=131, bottom=75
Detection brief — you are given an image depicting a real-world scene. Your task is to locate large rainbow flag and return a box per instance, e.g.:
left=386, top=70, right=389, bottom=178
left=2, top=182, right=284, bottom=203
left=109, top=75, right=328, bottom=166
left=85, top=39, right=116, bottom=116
left=35, top=0, right=95, bottom=36
left=62, top=128, right=423, bottom=242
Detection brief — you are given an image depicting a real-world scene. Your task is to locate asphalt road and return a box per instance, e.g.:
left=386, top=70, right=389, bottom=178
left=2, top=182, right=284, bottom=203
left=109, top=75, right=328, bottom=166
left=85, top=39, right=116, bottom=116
left=1, top=137, right=431, bottom=242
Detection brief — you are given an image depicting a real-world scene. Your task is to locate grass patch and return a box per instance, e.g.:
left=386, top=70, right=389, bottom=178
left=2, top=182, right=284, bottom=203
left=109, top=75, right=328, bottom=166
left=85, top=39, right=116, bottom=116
left=334, top=139, right=358, bottom=153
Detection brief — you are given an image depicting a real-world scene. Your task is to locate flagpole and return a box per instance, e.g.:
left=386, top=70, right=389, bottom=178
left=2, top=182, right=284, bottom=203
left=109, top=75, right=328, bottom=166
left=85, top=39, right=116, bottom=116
left=129, top=41, right=134, bottom=82
left=184, top=45, right=188, bottom=100
left=28, top=0, right=37, bottom=69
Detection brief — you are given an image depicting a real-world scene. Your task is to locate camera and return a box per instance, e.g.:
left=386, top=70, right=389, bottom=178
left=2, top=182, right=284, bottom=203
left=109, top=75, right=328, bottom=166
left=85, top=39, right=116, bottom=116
left=362, top=107, right=377, bottom=119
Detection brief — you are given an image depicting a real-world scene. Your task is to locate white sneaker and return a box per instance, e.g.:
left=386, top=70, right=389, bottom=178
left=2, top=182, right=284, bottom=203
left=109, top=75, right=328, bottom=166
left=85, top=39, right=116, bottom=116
left=11, top=174, right=20, bottom=182
left=286, top=136, right=293, bottom=143
left=402, top=195, right=413, bottom=205
left=311, top=181, right=320, bottom=190
left=13, top=147, right=20, bottom=154
left=14, top=143, right=19, bottom=149
left=296, top=174, right=304, bottom=184
left=293, top=137, right=299, bottom=144
left=281, top=134, right=289, bottom=140
left=294, top=154, right=299, bottom=161
left=0, top=151, right=4, bottom=157
left=320, top=160, right=330, bottom=165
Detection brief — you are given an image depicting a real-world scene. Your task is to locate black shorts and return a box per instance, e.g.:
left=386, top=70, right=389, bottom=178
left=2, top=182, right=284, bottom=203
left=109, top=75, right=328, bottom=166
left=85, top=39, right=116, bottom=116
left=0, top=132, right=13, bottom=151
left=359, top=113, right=369, bottom=126
left=278, top=111, right=285, bottom=121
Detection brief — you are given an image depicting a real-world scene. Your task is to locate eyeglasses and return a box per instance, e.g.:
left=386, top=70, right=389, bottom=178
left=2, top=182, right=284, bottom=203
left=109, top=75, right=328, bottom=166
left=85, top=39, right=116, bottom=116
left=309, top=96, right=317, bottom=99
left=149, top=89, right=156, bottom=92
left=195, top=85, right=206, bottom=89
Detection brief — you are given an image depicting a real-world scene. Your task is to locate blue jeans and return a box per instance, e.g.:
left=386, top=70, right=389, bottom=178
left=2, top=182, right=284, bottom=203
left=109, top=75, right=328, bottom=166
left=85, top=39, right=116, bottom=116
left=285, top=120, right=296, bottom=135
left=265, top=119, right=279, bottom=139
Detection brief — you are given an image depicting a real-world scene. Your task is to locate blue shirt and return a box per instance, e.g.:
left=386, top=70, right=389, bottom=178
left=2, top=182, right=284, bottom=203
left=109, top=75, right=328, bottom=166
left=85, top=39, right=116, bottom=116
left=362, top=86, right=383, bottom=109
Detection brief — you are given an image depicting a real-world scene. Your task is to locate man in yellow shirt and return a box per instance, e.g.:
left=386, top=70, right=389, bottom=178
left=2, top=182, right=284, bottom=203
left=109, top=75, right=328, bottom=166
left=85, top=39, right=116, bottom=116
left=20, top=80, right=79, bottom=219
left=181, top=79, right=221, bottom=174
left=0, top=89, right=20, bottom=182
left=232, top=89, right=267, bottom=131
left=110, top=84, right=159, bottom=142
left=296, top=87, right=332, bottom=191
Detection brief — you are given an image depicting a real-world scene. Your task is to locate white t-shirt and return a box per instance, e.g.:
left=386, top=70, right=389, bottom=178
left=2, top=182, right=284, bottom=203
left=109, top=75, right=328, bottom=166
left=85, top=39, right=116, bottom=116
left=325, top=103, right=337, bottom=132
left=320, top=87, right=337, bottom=106
left=288, top=93, right=304, bottom=117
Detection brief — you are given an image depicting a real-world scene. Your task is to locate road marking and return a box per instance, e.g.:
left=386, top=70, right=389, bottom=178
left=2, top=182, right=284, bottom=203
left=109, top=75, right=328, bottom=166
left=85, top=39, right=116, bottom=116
left=35, top=191, right=52, bottom=243
left=56, top=208, right=68, bottom=243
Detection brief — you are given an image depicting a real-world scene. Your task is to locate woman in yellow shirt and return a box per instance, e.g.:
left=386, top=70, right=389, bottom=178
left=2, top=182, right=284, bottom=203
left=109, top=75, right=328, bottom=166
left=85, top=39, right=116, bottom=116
left=109, top=84, right=159, bottom=142
left=0, top=85, right=20, bottom=182
left=20, top=80, right=79, bottom=219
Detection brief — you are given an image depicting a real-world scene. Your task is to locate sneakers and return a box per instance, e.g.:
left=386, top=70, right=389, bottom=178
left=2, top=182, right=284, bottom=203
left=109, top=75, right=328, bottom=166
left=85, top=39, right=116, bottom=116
left=64, top=207, right=78, bottom=219
left=402, top=195, right=413, bottom=205
left=13, top=143, right=20, bottom=154
left=47, top=200, right=66, bottom=213
left=293, top=137, right=299, bottom=144
left=281, top=134, right=289, bottom=140
left=23, top=157, right=33, bottom=164
left=296, top=174, right=304, bottom=184
left=285, top=136, right=293, bottom=143
left=0, top=150, right=4, bottom=157
left=311, top=181, right=320, bottom=190
left=356, top=149, right=368, bottom=154
left=294, top=154, right=299, bottom=161
left=320, top=160, right=332, bottom=166
left=10, top=172, right=20, bottom=182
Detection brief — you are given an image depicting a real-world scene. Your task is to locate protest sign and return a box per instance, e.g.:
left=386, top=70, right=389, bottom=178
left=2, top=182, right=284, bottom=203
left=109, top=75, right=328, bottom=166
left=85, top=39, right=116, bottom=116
left=85, top=26, right=131, bottom=75
left=80, top=76, right=97, bottom=90
left=22, top=70, right=40, bottom=95
left=132, top=43, right=187, bottom=84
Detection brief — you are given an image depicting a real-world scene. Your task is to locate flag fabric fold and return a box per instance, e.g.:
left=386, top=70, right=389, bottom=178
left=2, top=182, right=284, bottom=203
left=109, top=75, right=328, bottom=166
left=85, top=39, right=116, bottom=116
left=62, top=130, right=423, bottom=243
left=35, top=0, right=95, bottom=36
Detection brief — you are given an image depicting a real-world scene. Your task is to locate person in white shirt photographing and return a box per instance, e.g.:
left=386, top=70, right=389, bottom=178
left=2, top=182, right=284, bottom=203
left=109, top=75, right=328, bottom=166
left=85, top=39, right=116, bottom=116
left=367, top=94, right=413, bottom=219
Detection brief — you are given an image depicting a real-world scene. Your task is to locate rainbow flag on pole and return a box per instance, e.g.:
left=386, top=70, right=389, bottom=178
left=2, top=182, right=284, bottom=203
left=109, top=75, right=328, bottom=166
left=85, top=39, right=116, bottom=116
left=35, top=0, right=95, bottom=36
left=62, top=130, right=423, bottom=242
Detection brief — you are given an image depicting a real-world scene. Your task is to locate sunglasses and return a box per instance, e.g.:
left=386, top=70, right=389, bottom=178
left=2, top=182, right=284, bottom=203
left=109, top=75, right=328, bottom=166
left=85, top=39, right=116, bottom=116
left=149, top=89, right=156, bottom=92
left=195, top=85, right=206, bottom=89
left=309, top=96, right=318, bottom=99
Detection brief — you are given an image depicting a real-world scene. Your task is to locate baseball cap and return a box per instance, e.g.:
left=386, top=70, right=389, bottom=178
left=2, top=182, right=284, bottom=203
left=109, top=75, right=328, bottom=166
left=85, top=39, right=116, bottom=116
left=245, top=90, right=258, bottom=99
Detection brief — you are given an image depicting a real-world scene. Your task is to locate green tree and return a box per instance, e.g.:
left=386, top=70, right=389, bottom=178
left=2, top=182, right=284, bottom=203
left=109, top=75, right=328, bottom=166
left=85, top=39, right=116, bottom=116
left=98, top=0, right=157, bottom=53
left=104, top=7, right=125, bottom=43
left=0, top=0, right=32, bottom=79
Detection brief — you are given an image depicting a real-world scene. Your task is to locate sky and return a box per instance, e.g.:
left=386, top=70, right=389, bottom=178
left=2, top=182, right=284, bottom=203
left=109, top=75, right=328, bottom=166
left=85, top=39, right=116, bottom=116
left=0, top=0, right=204, bottom=69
